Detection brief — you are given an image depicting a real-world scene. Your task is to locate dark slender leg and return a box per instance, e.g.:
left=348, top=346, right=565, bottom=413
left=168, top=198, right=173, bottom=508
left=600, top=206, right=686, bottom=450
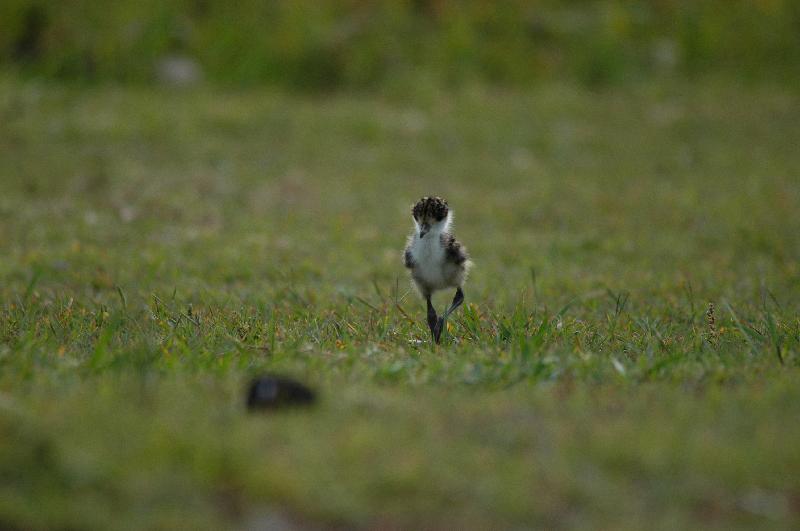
left=426, top=297, right=440, bottom=344
left=437, top=287, right=464, bottom=342
left=444, top=287, right=464, bottom=319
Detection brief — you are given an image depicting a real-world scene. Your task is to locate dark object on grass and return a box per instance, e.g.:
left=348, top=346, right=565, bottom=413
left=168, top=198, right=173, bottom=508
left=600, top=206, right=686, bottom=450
left=247, top=375, right=316, bottom=411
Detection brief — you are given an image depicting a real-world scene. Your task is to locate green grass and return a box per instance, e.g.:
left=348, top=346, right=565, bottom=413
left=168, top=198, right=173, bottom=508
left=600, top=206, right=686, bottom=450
left=4, top=1, right=800, bottom=89
left=1, top=75, right=799, bottom=529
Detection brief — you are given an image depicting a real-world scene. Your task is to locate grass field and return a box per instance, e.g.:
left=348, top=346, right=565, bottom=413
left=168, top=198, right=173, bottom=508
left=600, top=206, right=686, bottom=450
left=1, top=75, right=799, bottom=529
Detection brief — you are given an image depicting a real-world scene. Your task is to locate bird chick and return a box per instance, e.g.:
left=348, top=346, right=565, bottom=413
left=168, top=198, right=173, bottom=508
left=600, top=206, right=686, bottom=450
left=403, top=196, right=471, bottom=343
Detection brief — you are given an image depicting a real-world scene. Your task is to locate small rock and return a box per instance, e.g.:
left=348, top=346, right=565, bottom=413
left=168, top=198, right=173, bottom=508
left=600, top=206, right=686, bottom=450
left=155, top=54, right=203, bottom=86
left=246, top=375, right=316, bottom=411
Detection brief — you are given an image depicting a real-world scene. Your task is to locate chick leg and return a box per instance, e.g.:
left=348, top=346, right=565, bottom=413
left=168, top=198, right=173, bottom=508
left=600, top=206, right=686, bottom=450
left=444, top=287, right=464, bottom=319
left=426, top=297, right=440, bottom=344
left=437, top=287, right=464, bottom=342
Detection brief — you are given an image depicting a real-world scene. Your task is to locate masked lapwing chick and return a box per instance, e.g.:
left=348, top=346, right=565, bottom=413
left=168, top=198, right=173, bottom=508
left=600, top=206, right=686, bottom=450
left=403, top=196, right=471, bottom=344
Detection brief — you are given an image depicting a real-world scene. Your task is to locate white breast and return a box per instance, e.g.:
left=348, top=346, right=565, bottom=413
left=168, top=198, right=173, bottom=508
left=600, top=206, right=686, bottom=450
left=410, top=233, right=447, bottom=289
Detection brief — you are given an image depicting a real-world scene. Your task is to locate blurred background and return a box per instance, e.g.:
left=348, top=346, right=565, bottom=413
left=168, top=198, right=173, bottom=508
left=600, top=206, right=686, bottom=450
left=2, top=0, right=799, bottom=91
left=2, top=0, right=798, bottom=300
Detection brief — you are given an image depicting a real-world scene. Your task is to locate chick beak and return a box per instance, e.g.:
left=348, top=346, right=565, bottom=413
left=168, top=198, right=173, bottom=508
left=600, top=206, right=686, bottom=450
left=419, top=224, right=430, bottom=238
